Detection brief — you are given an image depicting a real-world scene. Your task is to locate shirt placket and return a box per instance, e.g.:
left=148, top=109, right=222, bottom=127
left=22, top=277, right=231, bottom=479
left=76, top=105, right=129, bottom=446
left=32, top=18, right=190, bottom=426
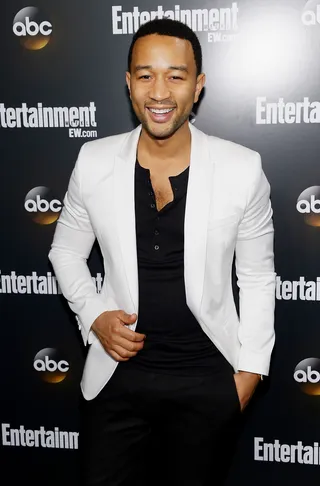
left=146, top=177, right=162, bottom=253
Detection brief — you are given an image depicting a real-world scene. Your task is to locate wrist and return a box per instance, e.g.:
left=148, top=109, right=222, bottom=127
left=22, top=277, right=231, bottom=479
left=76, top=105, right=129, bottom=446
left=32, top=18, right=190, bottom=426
left=238, top=371, right=262, bottom=383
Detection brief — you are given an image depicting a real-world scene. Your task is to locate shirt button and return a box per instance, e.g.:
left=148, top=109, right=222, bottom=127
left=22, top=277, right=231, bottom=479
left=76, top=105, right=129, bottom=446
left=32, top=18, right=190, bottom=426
left=154, top=229, right=159, bottom=235
left=154, top=245, right=160, bottom=250
left=150, top=203, right=155, bottom=209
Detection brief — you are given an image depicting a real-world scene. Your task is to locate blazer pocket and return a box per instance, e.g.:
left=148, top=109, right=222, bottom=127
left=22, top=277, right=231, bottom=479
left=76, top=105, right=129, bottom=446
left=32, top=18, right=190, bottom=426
left=208, top=214, right=240, bottom=230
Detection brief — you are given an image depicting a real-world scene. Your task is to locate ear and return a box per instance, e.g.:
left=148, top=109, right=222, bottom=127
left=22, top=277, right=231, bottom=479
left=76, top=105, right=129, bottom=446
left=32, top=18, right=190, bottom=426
left=194, top=73, right=206, bottom=104
left=126, top=71, right=131, bottom=99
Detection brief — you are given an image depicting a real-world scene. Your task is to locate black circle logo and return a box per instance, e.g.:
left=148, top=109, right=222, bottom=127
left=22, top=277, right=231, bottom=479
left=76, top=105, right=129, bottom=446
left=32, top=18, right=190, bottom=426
left=24, top=186, right=62, bottom=225
left=33, top=348, right=69, bottom=383
left=294, top=357, right=320, bottom=395
left=296, top=186, right=320, bottom=227
left=13, top=7, right=52, bottom=50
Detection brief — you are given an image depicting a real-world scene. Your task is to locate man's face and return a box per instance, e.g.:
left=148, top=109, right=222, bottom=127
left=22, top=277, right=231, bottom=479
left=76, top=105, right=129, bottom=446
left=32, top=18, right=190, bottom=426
left=126, top=34, right=205, bottom=140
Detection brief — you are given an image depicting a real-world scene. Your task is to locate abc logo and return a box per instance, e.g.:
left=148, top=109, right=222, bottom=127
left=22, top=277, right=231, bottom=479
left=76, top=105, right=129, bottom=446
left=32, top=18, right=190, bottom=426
left=296, top=186, right=320, bottom=227
left=294, top=358, right=320, bottom=395
left=13, top=7, right=52, bottom=50
left=33, top=348, right=69, bottom=383
left=302, top=1, right=320, bottom=26
left=24, top=186, right=62, bottom=225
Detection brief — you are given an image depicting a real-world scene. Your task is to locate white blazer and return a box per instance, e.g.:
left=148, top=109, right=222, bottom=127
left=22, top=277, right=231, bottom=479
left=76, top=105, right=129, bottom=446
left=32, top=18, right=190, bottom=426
left=49, top=123, right=276, bottom=400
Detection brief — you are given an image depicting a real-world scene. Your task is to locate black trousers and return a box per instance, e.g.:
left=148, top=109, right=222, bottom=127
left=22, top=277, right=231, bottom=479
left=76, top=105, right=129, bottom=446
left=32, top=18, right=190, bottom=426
left=79, top=360, right=241, bottom=486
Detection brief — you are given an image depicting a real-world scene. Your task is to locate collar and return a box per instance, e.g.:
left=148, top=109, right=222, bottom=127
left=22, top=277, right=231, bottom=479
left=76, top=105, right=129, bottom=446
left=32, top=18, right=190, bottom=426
left=135, top=159, right=190, bottom=192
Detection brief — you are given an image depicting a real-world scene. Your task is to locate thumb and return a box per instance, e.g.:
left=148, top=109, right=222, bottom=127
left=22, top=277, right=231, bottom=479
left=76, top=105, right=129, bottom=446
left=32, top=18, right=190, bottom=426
left=119, top=311, right=137, bottom=325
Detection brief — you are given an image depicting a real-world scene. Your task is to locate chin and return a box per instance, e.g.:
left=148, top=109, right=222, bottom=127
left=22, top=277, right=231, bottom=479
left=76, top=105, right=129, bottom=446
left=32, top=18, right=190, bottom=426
left=150, top=128, right=174, bottom=140
left=144, top=122, right=180, bottom=140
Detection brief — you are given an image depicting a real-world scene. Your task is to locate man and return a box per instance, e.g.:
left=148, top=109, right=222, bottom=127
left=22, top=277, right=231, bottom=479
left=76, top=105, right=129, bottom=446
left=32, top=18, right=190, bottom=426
left=49, top=18, right=275, bottom=486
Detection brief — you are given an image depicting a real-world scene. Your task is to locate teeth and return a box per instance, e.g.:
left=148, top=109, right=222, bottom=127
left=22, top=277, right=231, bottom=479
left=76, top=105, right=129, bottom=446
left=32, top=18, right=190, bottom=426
left=149, top=108, right=174, bottom=114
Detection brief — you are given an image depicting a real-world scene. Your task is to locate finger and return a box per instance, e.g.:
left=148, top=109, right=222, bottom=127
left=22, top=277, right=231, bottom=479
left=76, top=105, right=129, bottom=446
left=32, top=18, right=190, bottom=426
left=119, top=325, right=146, bottom=342
left=118, top=311, right=137, bottom=325
left=112, top=344, right=137, bottom=359
left=108, top=349, right=130, bottom=362
left=113, top=335, right=144, bottom=353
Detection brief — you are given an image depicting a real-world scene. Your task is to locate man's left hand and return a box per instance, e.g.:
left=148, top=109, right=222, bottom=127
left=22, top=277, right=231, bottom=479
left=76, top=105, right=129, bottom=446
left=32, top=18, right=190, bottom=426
left=233, top=371, right=261, bottom=412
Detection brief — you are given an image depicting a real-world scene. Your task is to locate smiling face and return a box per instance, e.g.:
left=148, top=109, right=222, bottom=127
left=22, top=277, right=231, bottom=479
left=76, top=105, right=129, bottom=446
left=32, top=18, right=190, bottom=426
left=126, top=34, right=205, bottom=140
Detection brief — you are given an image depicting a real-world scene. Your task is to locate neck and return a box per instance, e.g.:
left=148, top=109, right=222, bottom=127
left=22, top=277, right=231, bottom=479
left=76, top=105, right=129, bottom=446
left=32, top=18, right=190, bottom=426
left=138, top=120, right=191, bottom=161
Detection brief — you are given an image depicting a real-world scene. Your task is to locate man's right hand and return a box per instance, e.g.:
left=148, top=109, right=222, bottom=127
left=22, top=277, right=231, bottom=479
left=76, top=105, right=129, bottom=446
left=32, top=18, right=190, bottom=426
left=91, top=310, right=145, bottom=362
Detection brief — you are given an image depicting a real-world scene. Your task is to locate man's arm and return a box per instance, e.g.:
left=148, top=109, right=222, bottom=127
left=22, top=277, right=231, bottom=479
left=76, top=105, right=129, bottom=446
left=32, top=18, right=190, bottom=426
left=48, top=144, right=108, bottom=345
left=235, top=152, right=276, bottom=377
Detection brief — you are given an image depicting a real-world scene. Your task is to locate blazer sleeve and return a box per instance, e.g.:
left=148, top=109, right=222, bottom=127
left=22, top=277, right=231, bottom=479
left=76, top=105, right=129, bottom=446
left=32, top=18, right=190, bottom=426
left=48, top=144, right=108, bottom=345
left=235, top=152, right=276, bottom=376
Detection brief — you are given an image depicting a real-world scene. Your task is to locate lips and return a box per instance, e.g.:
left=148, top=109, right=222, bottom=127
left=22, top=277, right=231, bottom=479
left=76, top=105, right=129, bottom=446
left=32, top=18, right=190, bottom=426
left=146, top=106, right=176, bottom=123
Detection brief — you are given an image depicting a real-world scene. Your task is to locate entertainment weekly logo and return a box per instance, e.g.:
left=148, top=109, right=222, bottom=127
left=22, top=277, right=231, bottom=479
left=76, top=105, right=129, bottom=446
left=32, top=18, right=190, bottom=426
left=0, top=271, right=103, bottom=295
left=0, top=102, right=98, bottom=138
left=276, top=276, right=320, bottom=301
left=254, top=437, right=320, bottom=465
left=111, top=3, right=239, bottom=43
left=1, top=423, right=78, bottom=449
left=256, top=97, right=320, bottom=124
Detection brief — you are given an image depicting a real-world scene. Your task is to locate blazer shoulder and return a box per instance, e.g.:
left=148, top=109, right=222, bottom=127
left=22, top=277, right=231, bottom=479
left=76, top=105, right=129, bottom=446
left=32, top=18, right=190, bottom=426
left=73, top=130, right=135, bottom=183
left=79, top=131, right=131, bottom=161
left=207, top=134, right=261, bottom=169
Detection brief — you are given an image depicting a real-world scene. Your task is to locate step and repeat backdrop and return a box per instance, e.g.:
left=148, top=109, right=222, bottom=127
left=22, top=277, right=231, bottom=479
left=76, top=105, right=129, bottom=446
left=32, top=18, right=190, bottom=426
left=1, top=0, right=320, bottom=484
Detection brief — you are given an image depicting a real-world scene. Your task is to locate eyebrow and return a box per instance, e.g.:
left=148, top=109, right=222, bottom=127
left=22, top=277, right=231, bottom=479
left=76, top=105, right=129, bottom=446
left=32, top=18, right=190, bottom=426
left=169, top=65, right=189, bottom=73
left=134, top=64, right=189, bottom=73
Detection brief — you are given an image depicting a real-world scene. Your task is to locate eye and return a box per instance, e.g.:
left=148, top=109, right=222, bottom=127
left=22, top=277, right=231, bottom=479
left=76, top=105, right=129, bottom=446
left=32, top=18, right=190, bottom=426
left=138, top=75, right=151, bottom=80
left=171, top=76, right=183, bottom=80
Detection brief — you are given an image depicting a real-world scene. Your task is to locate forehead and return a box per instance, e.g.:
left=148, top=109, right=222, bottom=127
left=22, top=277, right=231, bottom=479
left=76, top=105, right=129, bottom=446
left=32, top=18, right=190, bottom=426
left=131, top=34, right=195, bottom=68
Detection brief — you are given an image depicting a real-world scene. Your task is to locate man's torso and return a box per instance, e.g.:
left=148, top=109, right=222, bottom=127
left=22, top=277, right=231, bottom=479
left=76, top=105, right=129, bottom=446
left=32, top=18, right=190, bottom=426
left=121, top=158, right=226, bottom=375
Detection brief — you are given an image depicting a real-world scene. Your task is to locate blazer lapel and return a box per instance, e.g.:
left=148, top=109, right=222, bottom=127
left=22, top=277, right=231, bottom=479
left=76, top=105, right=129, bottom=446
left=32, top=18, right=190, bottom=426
left=114, top=125, right=142, bottom=313
left=184, top=123, right=215, bottom=316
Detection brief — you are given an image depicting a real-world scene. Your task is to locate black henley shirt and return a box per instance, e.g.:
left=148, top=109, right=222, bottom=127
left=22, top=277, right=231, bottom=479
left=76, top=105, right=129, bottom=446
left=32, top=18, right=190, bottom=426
left=125, top=159, right=224, bottom=375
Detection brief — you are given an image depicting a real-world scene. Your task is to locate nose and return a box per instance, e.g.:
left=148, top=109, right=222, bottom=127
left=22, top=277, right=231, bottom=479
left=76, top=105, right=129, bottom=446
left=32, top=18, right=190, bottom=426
left=148, top=75, right=170, bottom=102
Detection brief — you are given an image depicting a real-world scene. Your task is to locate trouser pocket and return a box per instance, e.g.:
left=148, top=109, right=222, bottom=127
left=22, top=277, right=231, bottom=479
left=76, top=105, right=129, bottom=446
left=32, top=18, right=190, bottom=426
left=229, top=370, right=241, bottom=413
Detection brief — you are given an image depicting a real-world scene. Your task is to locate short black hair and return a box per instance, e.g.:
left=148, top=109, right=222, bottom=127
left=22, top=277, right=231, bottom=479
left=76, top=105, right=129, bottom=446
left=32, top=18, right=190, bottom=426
left=127, top=18, right=202, bottom=76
